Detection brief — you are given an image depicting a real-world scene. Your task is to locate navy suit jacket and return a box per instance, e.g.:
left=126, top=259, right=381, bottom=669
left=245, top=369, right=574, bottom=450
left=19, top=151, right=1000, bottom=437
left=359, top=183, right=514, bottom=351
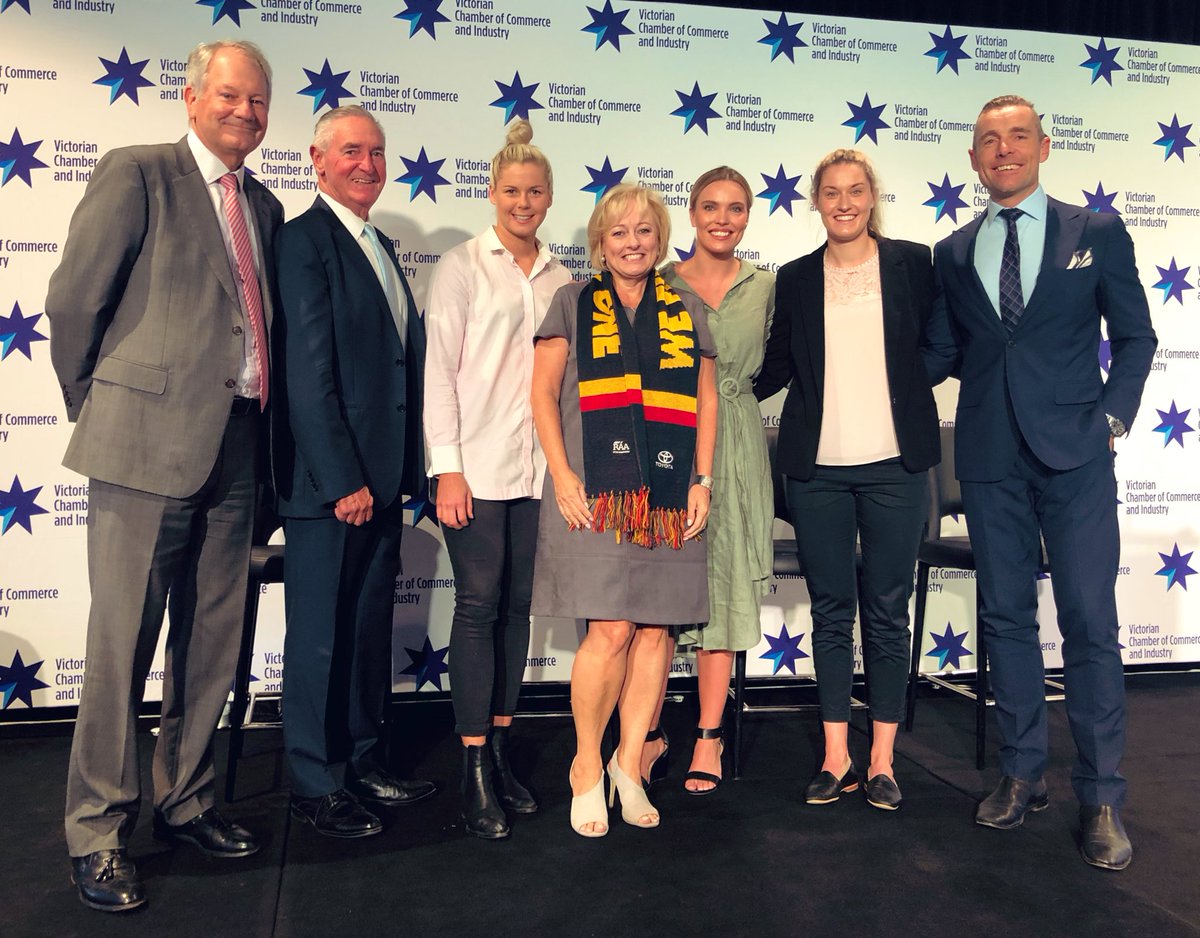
left=273, top=197, right=426, bottom=518
left=924, top=197, right=1157, bottom=482
left=755, top=237, right=941, bottom=480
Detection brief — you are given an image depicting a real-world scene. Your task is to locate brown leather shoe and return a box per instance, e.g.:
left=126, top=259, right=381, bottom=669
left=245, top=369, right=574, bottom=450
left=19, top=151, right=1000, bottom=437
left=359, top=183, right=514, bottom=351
left=70, top=849, right=146, bottom=912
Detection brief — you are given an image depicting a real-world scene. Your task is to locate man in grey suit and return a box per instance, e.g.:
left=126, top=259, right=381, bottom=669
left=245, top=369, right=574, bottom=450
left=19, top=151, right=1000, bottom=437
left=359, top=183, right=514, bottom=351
left=45, top=40, right=283, bottom=912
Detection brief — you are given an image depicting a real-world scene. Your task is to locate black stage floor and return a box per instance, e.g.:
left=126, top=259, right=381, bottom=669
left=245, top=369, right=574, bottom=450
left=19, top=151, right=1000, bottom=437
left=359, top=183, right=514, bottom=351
left=3, top=672, right=1198, bottom=938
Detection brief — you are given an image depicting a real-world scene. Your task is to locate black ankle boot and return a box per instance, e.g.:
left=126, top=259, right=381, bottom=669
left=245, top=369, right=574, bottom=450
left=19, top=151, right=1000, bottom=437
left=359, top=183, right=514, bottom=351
left=462, top=744, right=510, bottom=839
left=489, top=725, right=539, bottom=814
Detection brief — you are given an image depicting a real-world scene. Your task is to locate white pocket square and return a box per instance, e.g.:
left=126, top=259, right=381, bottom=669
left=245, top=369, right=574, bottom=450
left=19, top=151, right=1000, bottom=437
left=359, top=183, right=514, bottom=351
left=1067, top=248, right=1093, bottom=270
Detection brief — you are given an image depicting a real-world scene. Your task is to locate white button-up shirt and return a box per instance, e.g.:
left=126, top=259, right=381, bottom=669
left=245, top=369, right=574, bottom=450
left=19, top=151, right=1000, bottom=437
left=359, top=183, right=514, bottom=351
left=423, top=226, right=573, bottom=500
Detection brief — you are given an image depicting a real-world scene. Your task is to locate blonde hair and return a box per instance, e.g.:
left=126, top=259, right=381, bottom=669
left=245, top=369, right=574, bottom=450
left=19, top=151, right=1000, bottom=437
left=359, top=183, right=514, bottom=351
left=489, top=119, right=553, bottom=193
left=809, top=148, right=883, bottom=238
left=688, top=166, right=753, bottom=213
left=587, top=184, right=671, bottom=272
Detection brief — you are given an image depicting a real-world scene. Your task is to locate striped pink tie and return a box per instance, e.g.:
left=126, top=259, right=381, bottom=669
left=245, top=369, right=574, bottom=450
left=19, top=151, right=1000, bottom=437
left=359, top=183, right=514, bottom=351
left=220, top=173, right=269, bottom=410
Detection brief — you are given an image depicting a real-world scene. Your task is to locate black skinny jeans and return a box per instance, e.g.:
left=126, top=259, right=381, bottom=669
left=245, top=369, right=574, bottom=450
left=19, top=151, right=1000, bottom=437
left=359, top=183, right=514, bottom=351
left=440, top=495, right=539, bottom=737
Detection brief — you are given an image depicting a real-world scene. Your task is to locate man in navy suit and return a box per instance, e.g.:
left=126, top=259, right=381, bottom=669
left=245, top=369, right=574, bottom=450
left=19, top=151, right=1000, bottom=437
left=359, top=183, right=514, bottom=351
left=924, top=95, right=1156, bottom=870
left=274, top=105, right=435, bottom=838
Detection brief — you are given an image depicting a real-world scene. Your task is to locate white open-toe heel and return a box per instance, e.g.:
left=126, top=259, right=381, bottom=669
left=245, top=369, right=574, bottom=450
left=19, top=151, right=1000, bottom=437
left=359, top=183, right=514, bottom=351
left=607, top=756, right=660, bottom=828
left=569, top=760, right=609, bottom=838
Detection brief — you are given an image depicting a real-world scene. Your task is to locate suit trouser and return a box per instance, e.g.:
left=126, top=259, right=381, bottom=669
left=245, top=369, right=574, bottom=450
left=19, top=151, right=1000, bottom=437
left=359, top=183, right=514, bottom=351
left=786, top=459, right=928, bottom=723
left=64, top=411, right=258, bottom=857
left=282, top=503, right=403, bottom=798
left=961, top=444, right=1126, bottom=807
left=439, top=494, right=539, bottom=738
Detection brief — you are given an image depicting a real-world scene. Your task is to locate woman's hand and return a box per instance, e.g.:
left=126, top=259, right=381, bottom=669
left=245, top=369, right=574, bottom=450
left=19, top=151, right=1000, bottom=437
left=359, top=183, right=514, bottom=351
left=435, top=472, right=473, bottom=529
left=683, top=483, right=710, bottom=540
left=552, top=469, right=593, bottom=530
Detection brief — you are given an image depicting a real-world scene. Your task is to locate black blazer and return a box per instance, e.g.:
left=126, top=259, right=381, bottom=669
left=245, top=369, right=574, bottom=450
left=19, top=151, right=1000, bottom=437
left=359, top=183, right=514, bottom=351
left=754, top=237, right=940, bottom=481
left=272, top=197, right=426, bottom=518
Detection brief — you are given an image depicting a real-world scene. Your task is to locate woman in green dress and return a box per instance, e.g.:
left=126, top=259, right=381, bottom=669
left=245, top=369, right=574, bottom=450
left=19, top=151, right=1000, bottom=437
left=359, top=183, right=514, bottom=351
left=649, top=166, right=774, bottom=794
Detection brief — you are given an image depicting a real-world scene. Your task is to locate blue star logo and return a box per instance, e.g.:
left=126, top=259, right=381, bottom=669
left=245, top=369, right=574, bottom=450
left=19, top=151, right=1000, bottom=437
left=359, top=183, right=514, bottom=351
left=756, top=164, right=804, bottom=216
left=758, top=622, right=809, bottom=675
left=674, top=240, right=696, bottom=263
left=0, top=650, right=49, bottom=708
left=1153, top=258, right=1193, bottom=305
left=0, top=128, right=49, bottom=188
left=1153, top=401, right=1194, bottom=449
left=394, top=0, right=449, bottom=39
left=1156, top=543, right=1196, bottom=591
left=925, top=622, right=971, bottom=669
left=395, top=147, right=449, bottom=203
left=842, top=93, right=890, bottom=144
left=1082, top=182, right=1120, bottom=214
left=196, top=0, right=256, bottom=26
left=1080, top=38, right=1124, bottom=85
left=0, top=475, right=48, bottom=535
left=400, top=636, right=450, bottom=690
left=581, top=156, right=627, bottom=203
left=922, top=173, right=969, bottom=223
left=670, top=82, right=721, bottom=135
left=758, top=13, right=807, bottom=63
left=93, top=47, right=155, bottom=105
left=401, top=489, right=438, bottom=527
left=1154, top=114, right=1195, bottom=163
left=1098, top=337, right=1111, bottom=376
left=1, top=0, right=32, bottom=14
left=298, top=59, right=355, bottom=113
left=582, top=1, right=633, bottom=51
left=925, top=26, right=970, bottom=74
left=1, top=302, right=48, bottom=361
left=489, top=72, right=544, bottom=123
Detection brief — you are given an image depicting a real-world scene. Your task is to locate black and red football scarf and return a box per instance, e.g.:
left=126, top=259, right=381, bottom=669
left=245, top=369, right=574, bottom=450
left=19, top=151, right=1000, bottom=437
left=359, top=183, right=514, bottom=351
left=575, top=270, right=700, bottom=549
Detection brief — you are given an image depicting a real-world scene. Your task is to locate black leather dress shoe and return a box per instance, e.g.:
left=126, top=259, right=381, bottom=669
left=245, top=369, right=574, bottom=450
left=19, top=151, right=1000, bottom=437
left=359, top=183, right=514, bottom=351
left=70, top=849, right=146, bottom=912
left=153, top=807, right=260, bottom=858
left=1080, top=805, right=1132, bottom=870
left=804, top=762, right=859, bottom=805
left=975, top=776, right=1049, bottom=829
left=290, top=789, right=382, bottom=838
left=864, top=774, right=903, bottom=811
left=347, top=769, right=437, bottom=807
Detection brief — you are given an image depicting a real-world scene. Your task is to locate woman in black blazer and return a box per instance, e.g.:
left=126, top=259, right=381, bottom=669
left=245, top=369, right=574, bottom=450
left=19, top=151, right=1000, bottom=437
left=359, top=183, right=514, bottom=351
left=754, top=149, right=939, bottom=811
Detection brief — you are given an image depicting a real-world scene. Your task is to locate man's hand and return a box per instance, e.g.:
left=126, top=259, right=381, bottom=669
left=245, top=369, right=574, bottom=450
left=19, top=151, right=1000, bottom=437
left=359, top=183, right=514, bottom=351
left=334, top=486, right=373, bottom=526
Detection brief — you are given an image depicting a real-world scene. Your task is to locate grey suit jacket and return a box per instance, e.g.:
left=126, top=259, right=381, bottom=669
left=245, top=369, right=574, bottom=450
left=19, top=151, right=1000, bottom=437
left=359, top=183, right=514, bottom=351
left=46, top=137, right=284, bottom=498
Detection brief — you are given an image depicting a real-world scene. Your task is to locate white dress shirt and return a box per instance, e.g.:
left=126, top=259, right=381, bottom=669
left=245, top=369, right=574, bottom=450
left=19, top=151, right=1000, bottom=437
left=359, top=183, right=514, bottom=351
left=424, top=226, right=573, bottom=500
left=188, top=130, right=266, bottom=400
left=316, top=192, right=408, bottom=343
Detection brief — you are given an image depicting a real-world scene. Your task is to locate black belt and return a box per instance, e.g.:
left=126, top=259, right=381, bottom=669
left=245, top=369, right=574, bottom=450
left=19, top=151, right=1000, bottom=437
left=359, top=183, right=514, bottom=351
left=230, top=396, right=259, bottom=416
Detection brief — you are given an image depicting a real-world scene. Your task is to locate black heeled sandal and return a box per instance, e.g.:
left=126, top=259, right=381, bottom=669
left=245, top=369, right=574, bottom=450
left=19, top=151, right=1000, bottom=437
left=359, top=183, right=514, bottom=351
left=642, top=726, right=670, bottom=789
left=682, top=726, right=724, bottom=796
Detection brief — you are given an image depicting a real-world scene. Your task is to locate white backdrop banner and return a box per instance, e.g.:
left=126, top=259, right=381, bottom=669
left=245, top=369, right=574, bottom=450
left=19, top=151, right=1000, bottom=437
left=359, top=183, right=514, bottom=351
left=1, top=0, right=1197, bottom=709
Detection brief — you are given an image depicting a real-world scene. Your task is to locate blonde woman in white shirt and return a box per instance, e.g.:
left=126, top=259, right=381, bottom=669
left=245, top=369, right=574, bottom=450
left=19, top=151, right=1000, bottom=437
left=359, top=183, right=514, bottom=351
left=424, top=119, right=572, bottom=839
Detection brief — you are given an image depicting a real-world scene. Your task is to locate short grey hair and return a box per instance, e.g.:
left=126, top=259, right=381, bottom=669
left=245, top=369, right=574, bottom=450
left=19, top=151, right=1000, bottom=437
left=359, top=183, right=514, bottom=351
left=312, top=105, right=387, bottom=152
left=186, top=40, right=272, bottom=98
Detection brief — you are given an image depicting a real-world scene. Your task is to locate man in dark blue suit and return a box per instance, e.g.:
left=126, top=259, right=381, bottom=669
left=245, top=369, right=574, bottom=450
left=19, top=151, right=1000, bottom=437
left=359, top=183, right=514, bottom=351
left=924, top=95, right=1156, bottom=870
left=274, top=105, right=435, bottom=838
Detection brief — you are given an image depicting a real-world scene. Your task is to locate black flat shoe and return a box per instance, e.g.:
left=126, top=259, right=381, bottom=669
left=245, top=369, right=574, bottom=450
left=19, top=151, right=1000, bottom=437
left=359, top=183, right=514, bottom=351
left=489, top=725, right=538, bottom=814
left=347, top=769, right=437, bottom=807
left=291, top=789, right=382, bottom=838
left=642, top=725, right=670, bottom=790
left=70, top=849, right=145, bottom=912
left=865, top=774, right=902, bottom=811
left=682, top=726, right=724, bottom=796
left=152, top=807, right=260, bottom=857
left=1080, top=806, right=1132, bottom=870
left=975, top=776, right=1048, bottom=829
left=804, top=761, right=859, bottom=804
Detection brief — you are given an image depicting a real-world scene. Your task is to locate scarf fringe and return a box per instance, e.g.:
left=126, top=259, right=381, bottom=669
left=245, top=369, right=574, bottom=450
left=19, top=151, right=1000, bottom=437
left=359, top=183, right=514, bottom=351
left=571, top=487, right=690, bottom=550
